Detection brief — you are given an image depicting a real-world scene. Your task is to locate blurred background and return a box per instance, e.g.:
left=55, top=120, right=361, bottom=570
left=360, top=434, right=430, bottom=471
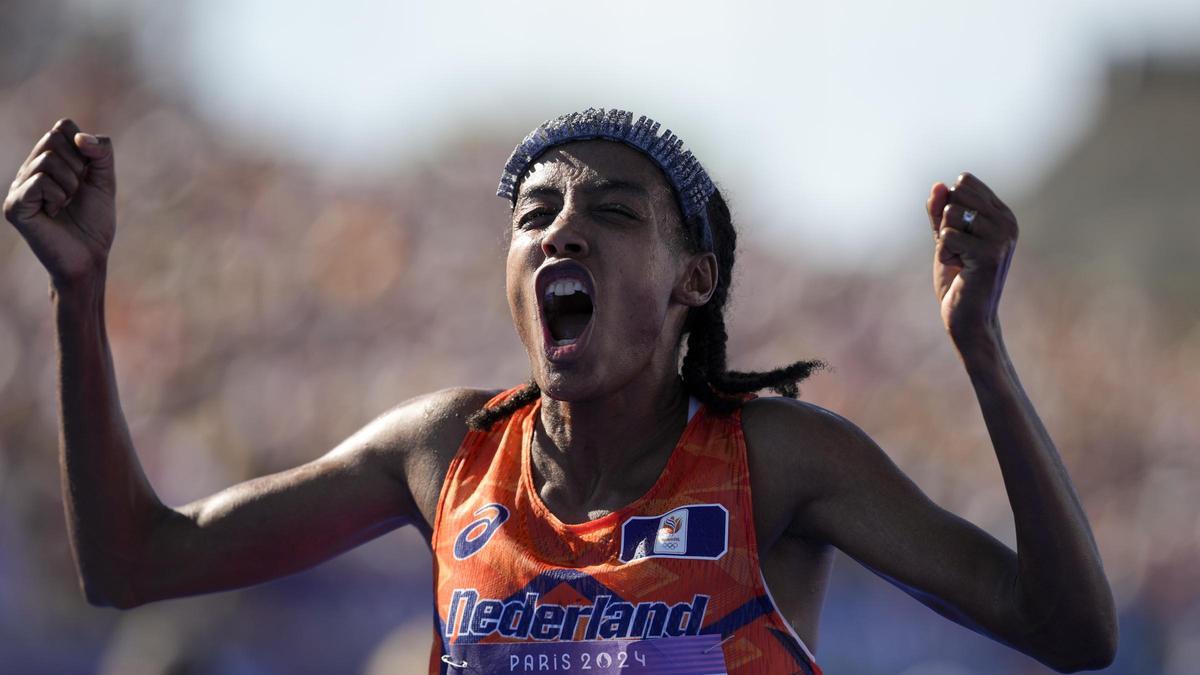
left=1, top=0, right=1197, bottom=673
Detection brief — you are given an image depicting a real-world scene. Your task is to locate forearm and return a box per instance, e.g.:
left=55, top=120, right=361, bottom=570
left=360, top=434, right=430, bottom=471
left=53, top=270, right=169, bottom=605
left=10, top=121, right=426, bottom=610
left=52, top=272, right=426, bottom=608
left=958, top=326, right=1116, bottom=660
left=151, top=456, right=412, bottom=600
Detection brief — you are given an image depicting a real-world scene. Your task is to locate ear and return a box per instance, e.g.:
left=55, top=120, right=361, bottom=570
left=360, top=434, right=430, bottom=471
left=672, top=252, right=718, bottom=308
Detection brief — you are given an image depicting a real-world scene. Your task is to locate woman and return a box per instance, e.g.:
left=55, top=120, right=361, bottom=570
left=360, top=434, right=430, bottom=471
left=4, top=110, right=1116, bottom=673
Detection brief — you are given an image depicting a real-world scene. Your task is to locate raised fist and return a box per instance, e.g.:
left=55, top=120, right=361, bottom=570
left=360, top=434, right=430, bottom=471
left=4, top=118, right=116, bottom=286
left=926, top=172, right=1019, bottom=346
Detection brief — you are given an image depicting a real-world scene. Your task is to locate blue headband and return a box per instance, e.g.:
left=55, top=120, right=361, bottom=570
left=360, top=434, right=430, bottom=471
left=497, top=108, right=716, bottom=252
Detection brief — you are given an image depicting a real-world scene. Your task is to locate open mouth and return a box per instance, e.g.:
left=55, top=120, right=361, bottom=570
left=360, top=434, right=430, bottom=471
left=535, top=261, right=596, bottom=355
left=544, top=280, right=594, bottom=343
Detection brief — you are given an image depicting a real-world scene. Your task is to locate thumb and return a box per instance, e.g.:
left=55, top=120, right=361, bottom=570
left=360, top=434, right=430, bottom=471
left=73, top=133, right=117, bottom=195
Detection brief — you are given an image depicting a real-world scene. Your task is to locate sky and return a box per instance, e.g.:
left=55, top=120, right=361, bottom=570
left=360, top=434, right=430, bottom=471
left=82, top=0, right=1200, bottom=263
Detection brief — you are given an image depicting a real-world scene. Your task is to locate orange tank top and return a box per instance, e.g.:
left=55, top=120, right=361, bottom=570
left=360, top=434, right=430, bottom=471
left=430, top=389, right=823, bottom=674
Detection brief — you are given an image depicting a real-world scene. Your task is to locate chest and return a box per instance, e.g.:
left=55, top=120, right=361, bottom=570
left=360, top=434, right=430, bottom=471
left=425, top=401, right=829, bottom=674
left=433, top=404, right=757, bottom=623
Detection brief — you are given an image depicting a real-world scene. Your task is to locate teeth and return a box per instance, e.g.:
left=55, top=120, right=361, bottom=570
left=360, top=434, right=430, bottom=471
left=554, top=339, right=575, bottom=346
left=544, top=279, right=590, bottom=297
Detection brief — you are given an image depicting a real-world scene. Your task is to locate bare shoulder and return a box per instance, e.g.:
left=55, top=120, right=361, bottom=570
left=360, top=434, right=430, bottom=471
left=364, top=386, right=499, bottom=452
left=741, top=396, right=890, bottom=540
left=742, top=396, right=878, bottom=475
left=339, top=387, right=501, bottom=532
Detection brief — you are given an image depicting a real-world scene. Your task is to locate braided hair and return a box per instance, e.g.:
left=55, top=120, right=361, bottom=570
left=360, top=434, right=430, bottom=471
left=466, top=187, right=826, bottom=431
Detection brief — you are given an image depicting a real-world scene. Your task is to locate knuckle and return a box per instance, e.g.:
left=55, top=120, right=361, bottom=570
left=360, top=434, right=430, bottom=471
left=47, top=133, right=84, bottom=163
left=28, top=173, right=56, bottom=195
left=38, top=152, right=68, bottom=178
left=4, top=192, right=28, bottom=221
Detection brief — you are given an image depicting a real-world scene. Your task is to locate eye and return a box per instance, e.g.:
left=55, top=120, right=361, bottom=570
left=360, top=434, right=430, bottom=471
left=517, top=208, right=556, bottom=229
left=599, top=204, right=637, bottom=220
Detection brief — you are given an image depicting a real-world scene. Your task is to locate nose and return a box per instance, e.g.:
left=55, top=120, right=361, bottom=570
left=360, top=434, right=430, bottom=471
left=540, top=212, right=589, bottom=258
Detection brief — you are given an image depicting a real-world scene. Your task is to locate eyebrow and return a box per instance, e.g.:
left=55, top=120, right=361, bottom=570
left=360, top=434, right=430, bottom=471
left=516, top=178, right=650, bottom=203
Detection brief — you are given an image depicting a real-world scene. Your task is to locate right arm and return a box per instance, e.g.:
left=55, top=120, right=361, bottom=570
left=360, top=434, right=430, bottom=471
left=6, top=119, right=489, bottom=608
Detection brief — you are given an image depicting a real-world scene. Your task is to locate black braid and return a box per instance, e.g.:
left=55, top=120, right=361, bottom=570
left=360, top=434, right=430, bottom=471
left=679, top=190, right=826, bottom=414
left=466, top=379, right=541, bottom=431
left=468, top=188, right=826, bottom=430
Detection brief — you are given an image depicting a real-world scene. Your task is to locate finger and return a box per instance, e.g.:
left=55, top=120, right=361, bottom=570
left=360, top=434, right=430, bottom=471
left=6, top=172, right=67, bottom=224
left=72, top=133, right=116, bottom=195
left=927, top=182, right=950, bottom=234
left=949, top=181, right=1018, bottom=242
left=946, top=184, right=1006, bottom=237
left=941, top=203, right=993, bottom=239
left=955, top=171, right=1012, bottom=216
left=47, top=120, right=89, bottom=175
left=937, top=226, right=992, bottom=265
left=14, top=151, right=81, bottom=197
left=935, top=233, right=960, bottom=267
left=947, top=182, right=991, bottom=213
left=949, top=179, right=1014, bottom=222
left=35, top=173, right=69, bottom=218
left=935, top=226, right=962, bottom=267
left=53, top=117, right=83, bottom=141
left=20, top=120, right=87, bottom=176
left=19, top=131, right=57, bottom=172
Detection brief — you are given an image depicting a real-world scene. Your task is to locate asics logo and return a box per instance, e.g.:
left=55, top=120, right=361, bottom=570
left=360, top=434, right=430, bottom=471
left=453, top=503, right=510, bottom=560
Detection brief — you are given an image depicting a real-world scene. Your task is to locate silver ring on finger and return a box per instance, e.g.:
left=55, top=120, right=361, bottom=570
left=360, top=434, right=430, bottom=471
left=962, top=209, right=978, bottom=234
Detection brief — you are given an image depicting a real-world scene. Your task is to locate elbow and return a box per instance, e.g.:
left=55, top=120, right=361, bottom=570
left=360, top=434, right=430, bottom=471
left=1046, top=645, right=1116, bottom=673
left=1065, top=627, right=1118, bottom=672
left=73, top=506, right=178, bottom=610
left=81, top=584, right=144, bottom=610
left=1070, top=591, right=1120, bottom=671
left=1047, top=646, right=1116, bottom=673
left=1017, top=573, right=1119, bottom=672
left=78, top=569, right=146, bottom=610
left=1089, top=619, right=1120, bottom=671
left=1040, top=613, right=1119, bottom=672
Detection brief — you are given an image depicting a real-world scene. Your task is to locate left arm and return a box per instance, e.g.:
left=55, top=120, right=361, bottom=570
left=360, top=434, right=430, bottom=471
left=931, top=173, right=1117, bottom=664
left=959, top=319, right=1116, bottom=664
left=769, top=173, right=1116, bottom=672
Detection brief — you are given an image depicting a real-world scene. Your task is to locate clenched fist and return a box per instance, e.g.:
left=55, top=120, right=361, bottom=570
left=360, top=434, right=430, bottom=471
left=926, top=172, right=1019, bottom=348
left=4, top=118, right=116, bottom=287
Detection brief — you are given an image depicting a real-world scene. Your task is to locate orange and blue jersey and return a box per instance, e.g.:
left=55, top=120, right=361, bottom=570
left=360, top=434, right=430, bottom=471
left=430, top=388, right=823, bottom=674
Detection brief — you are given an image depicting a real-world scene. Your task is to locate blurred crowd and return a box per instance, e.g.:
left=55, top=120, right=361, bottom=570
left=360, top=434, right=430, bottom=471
left=1, top=9, right=1197, bottom=675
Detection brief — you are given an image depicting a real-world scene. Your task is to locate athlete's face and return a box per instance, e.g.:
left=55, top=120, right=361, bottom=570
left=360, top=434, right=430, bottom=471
left=506, top=141, right=715, bottom=401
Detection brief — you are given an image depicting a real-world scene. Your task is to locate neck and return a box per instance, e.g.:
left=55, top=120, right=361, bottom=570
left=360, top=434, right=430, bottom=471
left=533, top=372, right=690, bottom=513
